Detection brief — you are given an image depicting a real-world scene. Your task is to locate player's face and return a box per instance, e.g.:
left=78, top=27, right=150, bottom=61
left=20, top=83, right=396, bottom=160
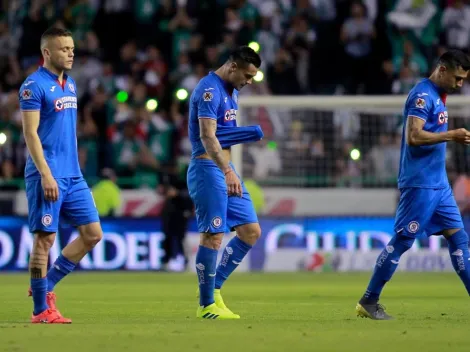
left=44, top=36, right=75, bottom=72
left=440, top=65, right=468, bottom=93
left=229, top=63, right=258, bottom=90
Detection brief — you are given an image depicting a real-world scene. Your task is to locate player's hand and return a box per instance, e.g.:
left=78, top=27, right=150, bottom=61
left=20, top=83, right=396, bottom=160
left=41, top=173, right=59, bottom=202
left=224, top=169, right=242, bottom=197
left=451, top=128, right=470, bottom=144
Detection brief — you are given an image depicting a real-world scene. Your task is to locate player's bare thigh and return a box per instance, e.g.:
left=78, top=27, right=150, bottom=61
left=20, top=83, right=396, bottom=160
left=234, top=223, right=261, bottom=246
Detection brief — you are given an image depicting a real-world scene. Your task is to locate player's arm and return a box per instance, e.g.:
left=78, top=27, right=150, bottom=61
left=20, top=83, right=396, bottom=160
left=407, top=116, right=470, bottom=146
left=199, top=118, right=231, bottom=174
left=21, top=110, right=53, bottom=177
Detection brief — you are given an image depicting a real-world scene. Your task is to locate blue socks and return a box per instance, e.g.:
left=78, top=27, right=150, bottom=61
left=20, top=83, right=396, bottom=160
left=361, top=234, right=415, bottom=303
left=196, top=245, right=218, bottom=307
left=47, top=254, right=77, bottom=292
left=215, top=236, right=252, bottom=289
left=31, top=278, right=48, bottom=315
left=447, top=229, right=470, bottom=295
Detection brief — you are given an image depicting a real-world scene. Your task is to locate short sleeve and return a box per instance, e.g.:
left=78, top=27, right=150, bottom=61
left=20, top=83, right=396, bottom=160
left=19, top=81, right=42, bottom=111
left=406, top=92, right=433, bottom=122
left=197, top=86, right=221, bottom=120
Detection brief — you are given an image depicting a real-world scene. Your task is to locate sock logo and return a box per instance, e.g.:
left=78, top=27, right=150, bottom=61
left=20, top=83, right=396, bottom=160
left=452, top=250, right=465, bottom=273
left=220, top=247, right=232, bottom=267
left=196, top=263, right=205, bottom=285
left=385, top=245, right=394, bottom=253
left=226, top=247, right=233, bottom=255
left=41, top=214, right=52, bottom=227
left=407, top=221, right=419, bottom=234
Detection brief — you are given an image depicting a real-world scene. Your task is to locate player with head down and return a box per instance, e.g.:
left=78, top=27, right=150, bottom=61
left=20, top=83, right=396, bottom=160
left=19, top=28, right=102, bottom=324
left=356, top=50, right=470, bottom=320
left=187, top=46, right=264, bottom=319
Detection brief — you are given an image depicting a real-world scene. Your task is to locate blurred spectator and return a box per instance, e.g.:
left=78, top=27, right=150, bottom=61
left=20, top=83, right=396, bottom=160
left=91, top=168, right=121, bottom=217
left=0, top=0, right=469, bottom=191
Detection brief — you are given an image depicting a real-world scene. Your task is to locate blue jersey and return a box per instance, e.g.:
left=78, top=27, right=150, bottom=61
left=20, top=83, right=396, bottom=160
left=398, top=78, right=449, bottom=189
left=18, top=66, right=81, bottom=180
left=188, top=72, right=239, bottom=158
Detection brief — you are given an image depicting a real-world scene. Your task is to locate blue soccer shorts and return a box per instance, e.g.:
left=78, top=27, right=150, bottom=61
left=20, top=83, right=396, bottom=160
left=25, top=176, right=100, bottom=233
left=187, top=159, right=258, bottom=233
left=394, top=184, right=463, bottom=238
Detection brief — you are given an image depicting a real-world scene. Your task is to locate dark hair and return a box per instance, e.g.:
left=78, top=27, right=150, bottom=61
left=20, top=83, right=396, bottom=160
left=40, top=27, right=72, bottom=49
left=438, top=49, right=470, bottom=71
left=228, top=46, right=261, bottom=68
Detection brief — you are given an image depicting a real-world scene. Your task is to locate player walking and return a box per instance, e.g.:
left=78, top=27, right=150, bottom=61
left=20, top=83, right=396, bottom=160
left=187, top=46, right=263, bottom=319
left=19, top=28, right=102, bottom=324
left=356, top=50, right=470, bottom=320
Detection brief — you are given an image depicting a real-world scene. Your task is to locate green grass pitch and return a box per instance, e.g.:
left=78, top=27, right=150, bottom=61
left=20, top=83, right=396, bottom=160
left=0, top=272, right=468, bottom=352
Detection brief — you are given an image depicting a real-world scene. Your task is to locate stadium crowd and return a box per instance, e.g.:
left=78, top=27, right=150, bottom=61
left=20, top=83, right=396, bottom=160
left=0, top=0, right=469, bottom=189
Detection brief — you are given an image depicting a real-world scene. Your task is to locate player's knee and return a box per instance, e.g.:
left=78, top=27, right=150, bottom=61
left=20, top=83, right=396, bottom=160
left=388, top=234, right=415, bottom=255
left=447, top=228, right=468, bottom=247
left=79, top=223, right=103, bottom=249
left=236, top=223, right=261, bottom=246
left=200, top=233, right=223, bottom=250
left=34, top=232, right=55, bottom=252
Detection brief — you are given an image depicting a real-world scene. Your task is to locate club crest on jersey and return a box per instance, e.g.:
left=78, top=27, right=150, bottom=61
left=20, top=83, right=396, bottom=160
left=212, top=216, right=222, bottom=228
left=415, top=98, right=426, bottom=109
left=407, top=221, right=419, bottom=233
left=42, top=214, right=53, bottom=227
left=438, top=111, right=448, bottom=125
left=203, top=91, right=213, bottom=101
left=53, top=96, right=77, bottom=112
left=224, top=109, right=237, bottom=121
left=68, top=83, right=75, bottom=93
left=21, top=89, right=32, bottom=100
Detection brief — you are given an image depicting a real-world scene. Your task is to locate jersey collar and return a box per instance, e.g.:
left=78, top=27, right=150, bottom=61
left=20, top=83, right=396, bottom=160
left=209, top=71, right=233, bottom=94
left=425, top=78, right=447, bottom=105
left=39, top=66, right=68, bottom=81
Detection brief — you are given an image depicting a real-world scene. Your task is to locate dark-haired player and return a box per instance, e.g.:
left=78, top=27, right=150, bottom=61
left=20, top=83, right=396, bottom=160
left=19, top=27, right=102, bottom=324
left=356, top=50, right=470, bottom=320
left=187, top=46, right=263, bottom=319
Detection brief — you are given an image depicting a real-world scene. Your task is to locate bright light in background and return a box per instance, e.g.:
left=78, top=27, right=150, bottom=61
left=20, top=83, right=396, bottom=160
left=116, top=91, right=128, bottom=103
left=248, top=41, right=260, bottom=53
left=0, top=133, right=6, bottom=145
left=254, top=70, right=264, bottom=82
left=146, top=99, right=158, bottom=112
left=176, top=88, right=188, bottom=101
left=350, top=148, right=361, bottom=161
left=267, top=141, right=277, bottom=150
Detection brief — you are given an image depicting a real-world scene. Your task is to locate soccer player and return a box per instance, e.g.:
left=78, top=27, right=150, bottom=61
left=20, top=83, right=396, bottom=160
left=187, top=46, right=262, bottom=319
left=356, top=49, right=470, bottom=320
left=19, top=28, right=102, bottom=324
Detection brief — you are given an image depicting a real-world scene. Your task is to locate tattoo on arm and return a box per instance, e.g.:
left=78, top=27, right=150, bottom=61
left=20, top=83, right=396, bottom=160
left=199, top=119, right=229, bottom=172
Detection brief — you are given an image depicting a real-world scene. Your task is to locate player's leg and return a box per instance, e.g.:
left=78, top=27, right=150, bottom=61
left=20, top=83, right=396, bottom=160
left=216, top=177, right=261, bottom=290
left=428, top=185, right=470, bottom=294
left=187, top=159, right=239, bottom=319
left=26, top=179, right=70, bottom=324
left=356, top=187, right=439, bottom=320
left=47, top=177, right=102, bottom=293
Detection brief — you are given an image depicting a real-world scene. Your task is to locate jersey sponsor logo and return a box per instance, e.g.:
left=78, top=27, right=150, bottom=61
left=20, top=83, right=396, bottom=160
left=41, top=214, right=53, bottom=227
left=53, top=96, right=77, bottom=112
left=407, top=221, right=419, bottom=233
left=50, top=86, right=56, bottom=92
left=211, top=216, right=222, bottom=228
left=415, top=98, right=426, bottom=109
left=224, top=109, right=237, bottom=121
left=438, top=111, right=448, bottom=125
left=21, top=89, right=32, bottom=100
left=68, top=83, right=75, bottom=93
left=203, top=91, right=213, bottom=101
left=417, top=92, right=428, bottom=97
